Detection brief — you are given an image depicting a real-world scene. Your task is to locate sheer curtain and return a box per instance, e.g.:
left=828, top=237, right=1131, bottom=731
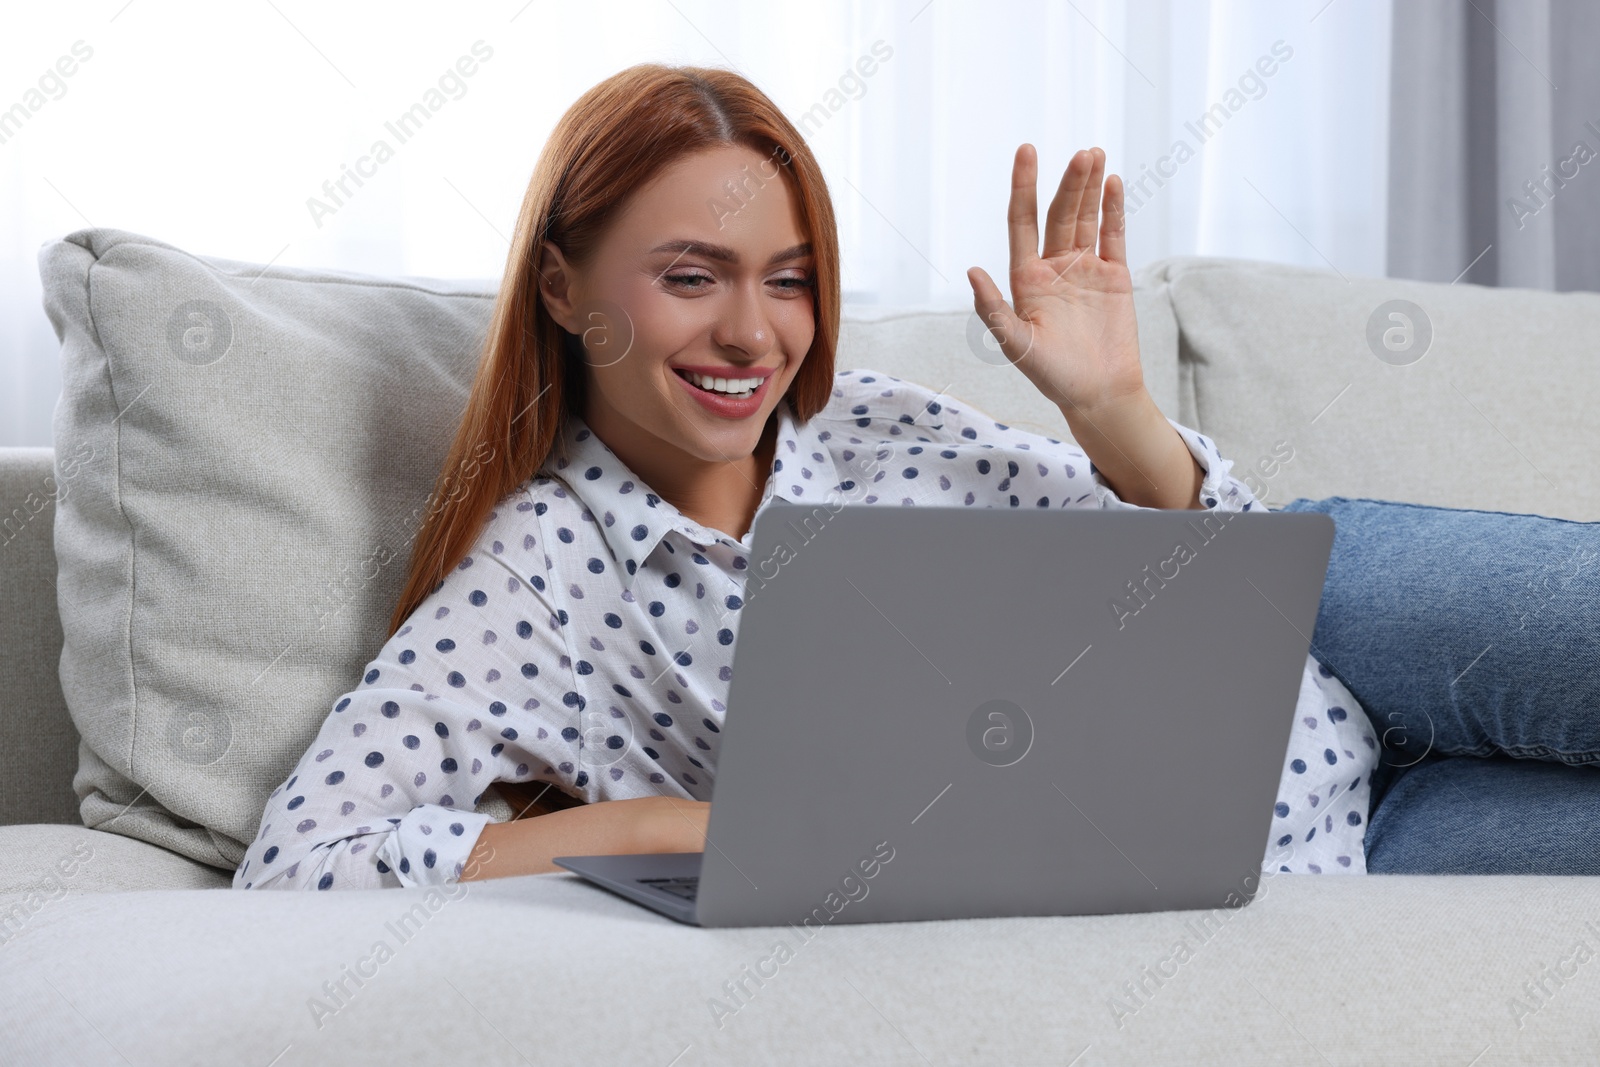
left=1, top=0, right=1390, bottom=447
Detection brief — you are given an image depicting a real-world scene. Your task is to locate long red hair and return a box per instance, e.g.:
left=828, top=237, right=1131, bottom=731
left=387, top=63, right=841, bottom=636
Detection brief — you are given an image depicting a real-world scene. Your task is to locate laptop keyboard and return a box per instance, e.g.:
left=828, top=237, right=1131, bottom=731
left=638, top=875, right=699, bottom=902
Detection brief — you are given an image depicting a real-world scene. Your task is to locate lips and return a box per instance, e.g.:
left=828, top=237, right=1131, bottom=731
left=671, top=364, right=772, bottom=418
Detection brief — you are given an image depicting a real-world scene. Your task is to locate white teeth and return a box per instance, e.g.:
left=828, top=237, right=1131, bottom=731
left=680, top=370, right=761, bottom=397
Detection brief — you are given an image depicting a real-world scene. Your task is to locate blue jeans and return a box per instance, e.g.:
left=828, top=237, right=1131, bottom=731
left=1277, top=497, right=1600, bottom=873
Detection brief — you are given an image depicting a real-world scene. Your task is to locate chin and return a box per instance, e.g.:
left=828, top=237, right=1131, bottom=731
left=692, top=419, right=766, bottom=450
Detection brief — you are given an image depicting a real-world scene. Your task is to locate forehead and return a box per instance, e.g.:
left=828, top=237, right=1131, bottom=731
left=605, top=143, right=806, bottom=255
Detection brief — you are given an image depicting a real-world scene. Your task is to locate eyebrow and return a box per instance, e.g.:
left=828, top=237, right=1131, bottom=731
left=646, top=239, right=813, bottom=266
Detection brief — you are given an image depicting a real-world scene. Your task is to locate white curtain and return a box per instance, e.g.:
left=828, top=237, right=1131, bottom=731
left=1, top=0, right=1391, bottom=447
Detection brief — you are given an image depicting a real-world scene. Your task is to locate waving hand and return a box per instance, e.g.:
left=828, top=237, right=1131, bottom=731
left=966, top=145, right=1144, bottom=417
left=967, top=144, right=1205, bottom=510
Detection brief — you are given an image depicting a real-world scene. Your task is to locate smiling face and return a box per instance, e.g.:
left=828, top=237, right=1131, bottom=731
left=538, top=143, right=817, bottom=484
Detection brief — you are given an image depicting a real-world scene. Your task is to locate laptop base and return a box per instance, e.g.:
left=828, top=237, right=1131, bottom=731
left=554, top=852, right=704, bottom=926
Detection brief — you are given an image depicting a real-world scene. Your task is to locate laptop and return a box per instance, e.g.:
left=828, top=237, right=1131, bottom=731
left=555, top=501, right=1334, bottom=927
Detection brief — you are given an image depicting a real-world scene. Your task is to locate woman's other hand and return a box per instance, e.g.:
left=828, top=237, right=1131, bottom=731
left=461, top=795, right=711, bottom=881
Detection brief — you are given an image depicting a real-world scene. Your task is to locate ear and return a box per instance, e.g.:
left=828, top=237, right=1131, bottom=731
left=536, top=240, right=580, bottom=332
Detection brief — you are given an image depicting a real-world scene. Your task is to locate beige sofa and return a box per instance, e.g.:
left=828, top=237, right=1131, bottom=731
left=2, top=228, right=1598, bottom=1064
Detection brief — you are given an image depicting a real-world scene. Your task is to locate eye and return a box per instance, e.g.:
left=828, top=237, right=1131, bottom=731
left=771, top=273, right=814, bottom=293
left=664, top=272, right=712, bottom=289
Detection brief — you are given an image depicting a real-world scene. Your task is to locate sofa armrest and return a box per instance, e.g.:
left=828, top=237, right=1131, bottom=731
left=0, top=447, right=82, bottom=826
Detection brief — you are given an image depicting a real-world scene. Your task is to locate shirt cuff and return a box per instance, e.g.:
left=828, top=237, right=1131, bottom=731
left=376, top=804, right=495, bottom=887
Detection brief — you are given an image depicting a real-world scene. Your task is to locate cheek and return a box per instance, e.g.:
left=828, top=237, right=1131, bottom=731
left=582, top=273, right=696, bottom=365
left=626, top=294, right=711, bottom=359
left=775, top=296, right=816, bottom=355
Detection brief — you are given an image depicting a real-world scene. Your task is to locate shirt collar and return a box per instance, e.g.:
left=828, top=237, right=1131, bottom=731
left=543, top=396, right=843, bottom=592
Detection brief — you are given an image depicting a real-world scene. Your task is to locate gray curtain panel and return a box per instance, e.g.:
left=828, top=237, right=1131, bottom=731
left=1388, top=0, right=1600, bottom=291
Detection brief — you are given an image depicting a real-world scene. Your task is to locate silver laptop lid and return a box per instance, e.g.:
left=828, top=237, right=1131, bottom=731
left=695, top=503, right=1333, bottom=927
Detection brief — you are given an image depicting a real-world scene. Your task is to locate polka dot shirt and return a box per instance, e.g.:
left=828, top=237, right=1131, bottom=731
left=233, top=368, right=1375, bottom=891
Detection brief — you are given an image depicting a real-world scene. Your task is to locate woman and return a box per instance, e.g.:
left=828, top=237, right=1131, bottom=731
left=233, top=63, right=1600, bottom=891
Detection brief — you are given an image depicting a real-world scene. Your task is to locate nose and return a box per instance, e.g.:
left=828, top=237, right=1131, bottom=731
left=710, top=279, right=773, bottom=360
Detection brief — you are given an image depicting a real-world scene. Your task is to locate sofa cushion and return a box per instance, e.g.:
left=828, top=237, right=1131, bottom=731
left=0, top=826, right=229, bottom=911
left=1, top=868, right=1596, bottom=1063
left=36, top=227, right=1184, bottom=874
left=1157, top=256, right=1600, bottom=518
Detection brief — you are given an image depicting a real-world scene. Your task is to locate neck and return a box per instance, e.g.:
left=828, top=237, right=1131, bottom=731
left=582, top=405, right=780, bottom=543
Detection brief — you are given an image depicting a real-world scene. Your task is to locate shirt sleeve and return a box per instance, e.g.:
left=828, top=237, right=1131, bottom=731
left=233, top=488, right=585, bottom=891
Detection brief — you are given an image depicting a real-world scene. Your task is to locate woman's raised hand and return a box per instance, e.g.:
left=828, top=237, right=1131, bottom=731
left=967, top=144, right=1204, bottom=510
left=966, top=145, right=1145, bottom=419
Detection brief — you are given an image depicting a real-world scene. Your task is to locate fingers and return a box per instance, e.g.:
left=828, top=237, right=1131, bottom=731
left=1073, top=148, right=1106, bottom=250
left=1042, top=148, right=1114, bottom=258
left=1007, top=143, right=1040, bottom=273
left=1099, top=172, right=1127, bottom=265
left=966, top=266, right=1030, bottom=364
left=1009, top=144, right=1129, bottom=269
left=1041, top=149, right=1089, bottom=259
left=966, top=266, right=1012, bottom=326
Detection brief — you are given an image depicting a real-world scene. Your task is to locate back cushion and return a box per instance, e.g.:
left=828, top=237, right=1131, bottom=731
left=1160, top=257, right=1600, bottom=519
left=41, top=229, right=497, bottom=868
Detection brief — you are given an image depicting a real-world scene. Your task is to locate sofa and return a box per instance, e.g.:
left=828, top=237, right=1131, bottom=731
left=3, top=227, right=1599, bottom=1065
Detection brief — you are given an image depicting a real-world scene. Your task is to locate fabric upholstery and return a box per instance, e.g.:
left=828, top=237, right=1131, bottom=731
left=2, top=867, right=1598, bottom=1064
left=0, top=448, right=80, bottom=826
left=38, top=228, right=500, bottom=870
left=1155, top=256, right=1600, bottom=518
left=0, top=824, right=228, bottom=901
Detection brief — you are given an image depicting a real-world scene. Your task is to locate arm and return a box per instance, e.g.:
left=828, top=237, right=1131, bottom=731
left=234, top=481, right=721, bottom=891
left=832, top=370, right=1254, bottom=516
left=235, top=490, right=663, bottom=890
left=967, top=144, right=1202, bottom=510
left=233, top=660, right=503, bottom=891
left=1058, top=391, right=1203, bottom=510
